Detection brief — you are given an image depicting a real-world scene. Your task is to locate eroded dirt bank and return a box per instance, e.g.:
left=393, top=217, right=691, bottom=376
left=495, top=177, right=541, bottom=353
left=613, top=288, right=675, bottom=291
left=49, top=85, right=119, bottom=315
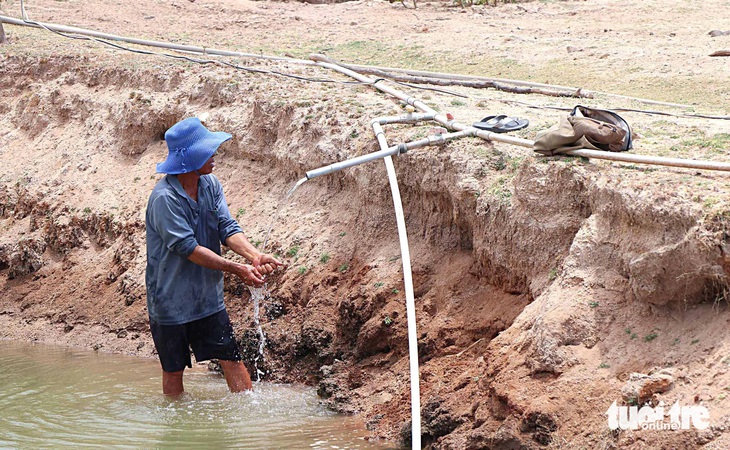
left=3, top=45, right=730, bottom=450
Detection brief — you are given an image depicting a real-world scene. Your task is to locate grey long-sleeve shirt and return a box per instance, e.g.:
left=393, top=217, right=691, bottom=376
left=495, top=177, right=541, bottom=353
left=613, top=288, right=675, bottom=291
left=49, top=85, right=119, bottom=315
left=145, top=174, right=242, bottom=325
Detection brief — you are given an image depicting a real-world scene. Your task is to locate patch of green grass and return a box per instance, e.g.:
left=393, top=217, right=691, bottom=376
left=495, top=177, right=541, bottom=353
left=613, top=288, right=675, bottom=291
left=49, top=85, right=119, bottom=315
left=643, top=332, right=658, bottom=342
left=691, top=339, right=700, bottom=345
left=383, top=316, right=393, bottom=326
left=254, top=240, right=262, bottom=248
left=450, top=99, right=465, bottom=107
left=487, top=176, right=513, bottom=205
left=589, top=301, right=599, bottom=308
left=548, top=268, right=558, bottom=281
left=681, top=133, right=730, bottom=152
left=319, top=253, right=330, bottom=264
left=508, top=156, right=525, bottom=172
left=493, top=157, right=507, bottom=171
left=82, top=207, right=91, bottom=215
left=338, top=264, right=349, bottom=273
left=236, top=207, right=246, bottom=219
left=598, top=362, right=610, bottom=369
left=339, top=232, right=346, bottom=237
left=374, top=282, right=384, bottom=288
left=392, top=289, right=400, bottom=294
left=703, top=197, right=721, bottom=210
left=286, top=245, right=300, bottom=258
left=297, top=266, right=307, bottom=275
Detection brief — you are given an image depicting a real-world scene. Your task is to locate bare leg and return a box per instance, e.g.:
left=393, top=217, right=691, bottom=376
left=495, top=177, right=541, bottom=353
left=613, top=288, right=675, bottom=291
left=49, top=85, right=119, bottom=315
left=219, top=360, right=252, bottom=392
left=162, top=370, right=185, bottom=396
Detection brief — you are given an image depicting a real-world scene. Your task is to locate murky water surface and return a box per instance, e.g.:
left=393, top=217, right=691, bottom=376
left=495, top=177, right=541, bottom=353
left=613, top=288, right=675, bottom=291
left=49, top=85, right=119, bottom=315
left=0, top=341, right=390, bottom=449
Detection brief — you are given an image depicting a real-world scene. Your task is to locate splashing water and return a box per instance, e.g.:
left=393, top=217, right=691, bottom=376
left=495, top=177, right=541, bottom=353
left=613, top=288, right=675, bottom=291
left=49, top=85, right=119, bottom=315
left=248, top=286, right=268, bottom=382
left=246, top=177, right=307, bottom=381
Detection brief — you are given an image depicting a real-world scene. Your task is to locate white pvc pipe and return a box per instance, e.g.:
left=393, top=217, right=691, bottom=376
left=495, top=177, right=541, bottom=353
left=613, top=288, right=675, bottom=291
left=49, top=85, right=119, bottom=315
left=305, top=144, right=403, bottom=179
left=372, top=121, right=421, bottom=450
left=0, top=15, right=316, bottom=65
left=564, top=148, right=730, bottom=172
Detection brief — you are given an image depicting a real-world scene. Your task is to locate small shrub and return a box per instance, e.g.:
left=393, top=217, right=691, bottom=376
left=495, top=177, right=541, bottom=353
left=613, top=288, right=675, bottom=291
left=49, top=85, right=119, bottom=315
left=286, top=245, right=300, bottom=258
left=643, top=332, right=658, bottom=342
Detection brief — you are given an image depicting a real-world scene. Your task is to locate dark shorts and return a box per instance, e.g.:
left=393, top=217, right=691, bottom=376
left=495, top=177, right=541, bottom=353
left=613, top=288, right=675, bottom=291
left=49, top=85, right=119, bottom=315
left=149, top=309, right=242, bottom=373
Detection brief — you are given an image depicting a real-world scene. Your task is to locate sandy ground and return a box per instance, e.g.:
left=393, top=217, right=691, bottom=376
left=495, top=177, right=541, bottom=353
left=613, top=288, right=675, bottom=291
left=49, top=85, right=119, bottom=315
left=2, top=0, right=730, bottom=448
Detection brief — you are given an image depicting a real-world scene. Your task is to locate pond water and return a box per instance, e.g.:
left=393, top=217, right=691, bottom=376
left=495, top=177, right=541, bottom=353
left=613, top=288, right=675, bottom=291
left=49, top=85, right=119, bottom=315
left=0, top=341, right=391, bottom=449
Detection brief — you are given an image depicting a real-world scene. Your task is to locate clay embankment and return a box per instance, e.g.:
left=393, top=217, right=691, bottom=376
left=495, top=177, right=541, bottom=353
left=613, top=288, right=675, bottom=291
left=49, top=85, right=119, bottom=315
left=2, top=54, right=730, bottom=449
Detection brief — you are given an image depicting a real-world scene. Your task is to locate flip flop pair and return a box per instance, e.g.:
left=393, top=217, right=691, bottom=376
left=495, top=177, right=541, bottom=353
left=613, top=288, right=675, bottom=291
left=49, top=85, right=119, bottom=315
left=472, top=115, right=529, bottom=133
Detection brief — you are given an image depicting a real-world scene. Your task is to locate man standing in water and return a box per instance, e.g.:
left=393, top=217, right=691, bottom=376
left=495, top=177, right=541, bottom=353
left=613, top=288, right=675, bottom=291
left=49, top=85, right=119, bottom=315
left=145, top=117, right=283, bottom=396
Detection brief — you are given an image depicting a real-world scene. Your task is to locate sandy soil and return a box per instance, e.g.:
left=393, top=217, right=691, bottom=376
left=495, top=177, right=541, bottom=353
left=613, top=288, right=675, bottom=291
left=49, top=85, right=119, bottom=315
left=1, top=0, right=730, bottom=448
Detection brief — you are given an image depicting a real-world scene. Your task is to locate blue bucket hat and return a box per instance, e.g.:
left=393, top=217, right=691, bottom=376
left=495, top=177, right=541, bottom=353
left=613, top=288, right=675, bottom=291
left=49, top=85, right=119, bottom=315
left=157, top=117, right=232, bottom=174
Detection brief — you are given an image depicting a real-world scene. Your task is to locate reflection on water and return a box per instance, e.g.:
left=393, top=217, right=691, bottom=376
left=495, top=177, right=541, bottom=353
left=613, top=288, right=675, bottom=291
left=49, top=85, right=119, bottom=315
left=0, top=341, right=391, bottom=449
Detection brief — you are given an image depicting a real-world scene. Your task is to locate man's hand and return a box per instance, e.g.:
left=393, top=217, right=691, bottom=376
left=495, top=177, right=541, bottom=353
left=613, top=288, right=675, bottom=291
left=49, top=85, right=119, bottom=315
left=253, top=253, right=285, bottom=276
left=233, top=263, right=265, bottom=287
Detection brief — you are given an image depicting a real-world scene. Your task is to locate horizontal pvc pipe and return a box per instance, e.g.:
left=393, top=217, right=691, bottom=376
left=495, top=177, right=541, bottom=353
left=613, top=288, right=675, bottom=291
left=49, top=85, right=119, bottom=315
left=0, top=15, right=316, bottom=65
left=305, top=144, right=404, bottom=179
left=305, top=127, right=478, bottom=180
left=566, top=149, right=730, bottom=171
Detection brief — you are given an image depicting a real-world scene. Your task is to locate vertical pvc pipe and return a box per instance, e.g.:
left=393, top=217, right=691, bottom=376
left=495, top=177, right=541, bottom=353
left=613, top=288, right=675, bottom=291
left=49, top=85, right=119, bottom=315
left=372, top=122, right=421, bottom=450
left=384, top=155, right=421, bottom=450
